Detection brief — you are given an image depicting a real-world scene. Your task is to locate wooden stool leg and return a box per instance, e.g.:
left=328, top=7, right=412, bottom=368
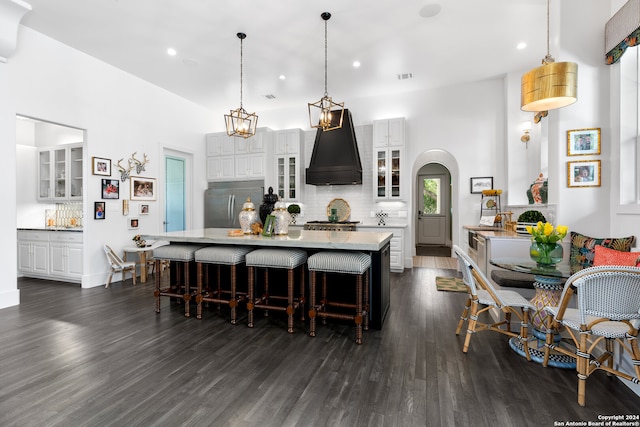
left=363, top=270, right=369, bottom=331
left=321, top=273, right=327, bottom=325
left=247, top=266, right=255, bottom=328
left=299, top=264, right=306, bottom=321
left=216, top=265, right=222, bottom=310
left=196, top=262, right=203, bottom=320
left=263, top=269, right=269, bottom=317
left=309, top=270, right=317, bottom=337
left=184, top=262, right=191, bottom=318
left=154, top=259, right=161, bottom=313
left=287, top=268, right=295, bottom=334
left=230, top=265, right=238, bottom=325
left=355, top=274, right=363, bottom=345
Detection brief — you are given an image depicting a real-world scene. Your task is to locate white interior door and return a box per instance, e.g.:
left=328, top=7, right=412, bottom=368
left=417, top=173, right=450, bottom=245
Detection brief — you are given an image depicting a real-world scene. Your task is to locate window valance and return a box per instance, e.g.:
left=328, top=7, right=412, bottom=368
left=606, top=0, right=640, bottom=64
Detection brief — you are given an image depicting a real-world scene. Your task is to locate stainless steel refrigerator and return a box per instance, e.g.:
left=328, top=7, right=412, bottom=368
left=204, top=180, right=264, bottom=228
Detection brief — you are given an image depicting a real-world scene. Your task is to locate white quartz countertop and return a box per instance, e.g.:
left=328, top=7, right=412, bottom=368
left=143, top=228, right=393, bottom=251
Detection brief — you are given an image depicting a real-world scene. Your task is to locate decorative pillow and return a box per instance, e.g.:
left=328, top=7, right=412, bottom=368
left=569, top=232, right=635, bottom=273
left=593, top=245, right=640, bottom=267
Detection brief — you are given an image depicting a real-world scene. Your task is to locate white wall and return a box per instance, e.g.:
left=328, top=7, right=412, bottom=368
left=5, top=27, right=212, bottom=298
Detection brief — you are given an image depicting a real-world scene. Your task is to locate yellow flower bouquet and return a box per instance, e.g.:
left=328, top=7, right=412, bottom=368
left=525, top=222, right=568, bottom=266
left=525, top=222, right=568, bottom=244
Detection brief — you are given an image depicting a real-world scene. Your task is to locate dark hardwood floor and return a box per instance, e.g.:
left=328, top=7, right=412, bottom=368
left=1, top=263, right=639, bottom=427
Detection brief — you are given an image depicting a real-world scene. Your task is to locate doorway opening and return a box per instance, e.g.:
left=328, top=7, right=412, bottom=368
left=416, top=163, right=452, bottom=257
left=163, top=148, right=192, bottom=233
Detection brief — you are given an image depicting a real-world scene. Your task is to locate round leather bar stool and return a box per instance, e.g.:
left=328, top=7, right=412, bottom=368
left=153, top=244, right=206, bottom=317
left=245, top=248, right=307, bottom=333
left=308, top=251, right=371, bottom=344
left=194, top=245, right=253, bottom=323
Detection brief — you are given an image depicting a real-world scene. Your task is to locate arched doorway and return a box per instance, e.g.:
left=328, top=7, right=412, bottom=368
left=411, top=150, right=459, bottom=259
left=416, top=163, right=451, bottom=253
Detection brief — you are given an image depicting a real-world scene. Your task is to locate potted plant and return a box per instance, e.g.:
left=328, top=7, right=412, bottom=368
left=516, top=210, right=547, bottom=235
left=287, top=204, right=301, bottom=225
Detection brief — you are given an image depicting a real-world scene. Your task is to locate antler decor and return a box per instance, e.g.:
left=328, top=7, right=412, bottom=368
left=116, top=153, right=150, bottom=181
left=116, top=158, right=133, bottom=182
left=131, top=152, right=150, bottom=174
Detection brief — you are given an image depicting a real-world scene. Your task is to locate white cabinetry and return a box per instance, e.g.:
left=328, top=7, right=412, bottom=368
left=206, top=129, right=271, bottom=181
left=273, top=129, right=305, bottom=201
left=373, top=118, right=405, bottom=200
left=17, top=230, right=83, bottom=283
left=38, top=144, right=84, bottom=202
left=49, top=232, right=83, bottom=281
left=17, top=231, right=49, bottom=275
left=358, top=225, right=404, bottom=272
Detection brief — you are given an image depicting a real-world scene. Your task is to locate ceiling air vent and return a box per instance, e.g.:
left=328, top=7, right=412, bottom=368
left=263, top=94, right=276, bottom=100
left=397, top=73, right=413, bottom=80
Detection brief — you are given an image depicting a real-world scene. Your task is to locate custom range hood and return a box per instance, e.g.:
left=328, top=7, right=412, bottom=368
left=305, top=109, right=363, bottom=185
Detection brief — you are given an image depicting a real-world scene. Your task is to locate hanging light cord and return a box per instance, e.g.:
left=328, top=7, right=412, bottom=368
left=324, top=18, right=328, bottom=98
left=239, top=35, right=244, bottom=109
left=543, top=0, right=554, bottom=64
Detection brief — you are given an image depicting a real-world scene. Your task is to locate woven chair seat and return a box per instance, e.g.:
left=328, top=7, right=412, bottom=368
left=545, top=306, right=635, bottom=339
left=308, top=251, right=371, bottom=274
left=477, top=289, right=534, bottom=309
left=246, top=248, right=307, bottom=269
left=195, top=246, right=252, bottom=265
left=153, top=244, right=205, bottom=262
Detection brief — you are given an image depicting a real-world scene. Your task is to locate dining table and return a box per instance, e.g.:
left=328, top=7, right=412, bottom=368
left=490, top=257, right=575, bottom=368
left=122, top=240, right=169, bottom=283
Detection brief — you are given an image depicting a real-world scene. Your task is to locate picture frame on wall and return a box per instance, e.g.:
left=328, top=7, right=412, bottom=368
left=568, top=160, right=601, bottom=188
left=130, top=176, right=157, bottom=201
left=567, top=128, right=601, bottom=156
left=101, top=179, right=120, bottom=199
left=122, top=200, right=129, bottom=215
left=139, top=204, right=149, bottom=215
left=470, top=177, right=493, bottom=194
left=94, top=201, right=105, bottom=220
left=92, top=157, right=111, bottom=176
left=129, top=217, right=139, bottom=229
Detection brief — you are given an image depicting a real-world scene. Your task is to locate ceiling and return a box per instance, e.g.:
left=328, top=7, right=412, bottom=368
left=20, top=0, right=549, bottom=115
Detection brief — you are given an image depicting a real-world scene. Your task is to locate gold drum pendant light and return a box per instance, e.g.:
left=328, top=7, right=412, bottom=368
left=308, top=12, right=344, bottom=132
left=521, top=0, right=577, bottom=113
left=225, top=32, right=258, bottom=138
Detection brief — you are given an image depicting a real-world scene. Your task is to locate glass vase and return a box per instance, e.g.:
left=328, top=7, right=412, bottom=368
left=529, top=242, right=563, bottom=267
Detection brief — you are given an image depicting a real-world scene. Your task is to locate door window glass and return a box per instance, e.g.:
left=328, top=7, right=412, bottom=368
left=423, top=178, right=440, bottom=214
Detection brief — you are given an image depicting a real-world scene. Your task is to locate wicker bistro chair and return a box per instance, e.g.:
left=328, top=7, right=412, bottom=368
left=104, top=245, right=137, bottom=288
left=308, top=251, right=371, bottom=345
left=542, top=265, right=640, bottom=407
left=194, top=245, right=253, bottom=323
left=453, top=245, right=534, bottom=360
left=245, top=248, right=307, bottom=333
left=153, top=244, right=207, bottom=317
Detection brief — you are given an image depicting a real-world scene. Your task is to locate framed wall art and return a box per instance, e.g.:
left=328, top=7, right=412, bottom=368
left=470, top=177, right=493, bottom=194
left=139, top=204, right=149, bottom=215
left=130, top=176, right=156, bottom=201
left=567, top=128, right=601, bottom=156
left=129, top=217, right=139, bottom=229
left=101, top=179, right=120, bottom=199
left=92, top=157, right=111, bottom=176
left=568, top=160, right=601, bottom=188
left=94, top=201, right=105, bottom=220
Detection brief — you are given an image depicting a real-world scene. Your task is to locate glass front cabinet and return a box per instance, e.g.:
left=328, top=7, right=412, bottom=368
left=373, top=118, right=405, bottom=200
left=38, top=144, right=83, bottom=202
left=274, top=128, right=305, bottom=201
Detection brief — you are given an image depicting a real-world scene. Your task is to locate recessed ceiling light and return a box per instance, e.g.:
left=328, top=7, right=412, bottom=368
left=167, top=48, right=177, bottom=56
left=279, top=75, right=286, bottom=80
left=419, top=3, right=442, bottom=18
left=353, top=61, right=361, bottom=68
left=517, top=42, right=527, bottom=50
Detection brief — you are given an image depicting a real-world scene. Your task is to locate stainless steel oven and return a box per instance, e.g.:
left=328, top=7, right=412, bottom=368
left=468, top=230, right=479, bottom=263
left=304, top=221, right=358, bottom=231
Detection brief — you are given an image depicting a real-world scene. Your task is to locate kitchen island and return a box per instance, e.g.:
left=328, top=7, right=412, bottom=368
left=142, top=228, right=392, bottom=329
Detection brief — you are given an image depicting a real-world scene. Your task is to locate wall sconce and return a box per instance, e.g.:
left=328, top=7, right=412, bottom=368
left=521, top=121, right=531, bottom=147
